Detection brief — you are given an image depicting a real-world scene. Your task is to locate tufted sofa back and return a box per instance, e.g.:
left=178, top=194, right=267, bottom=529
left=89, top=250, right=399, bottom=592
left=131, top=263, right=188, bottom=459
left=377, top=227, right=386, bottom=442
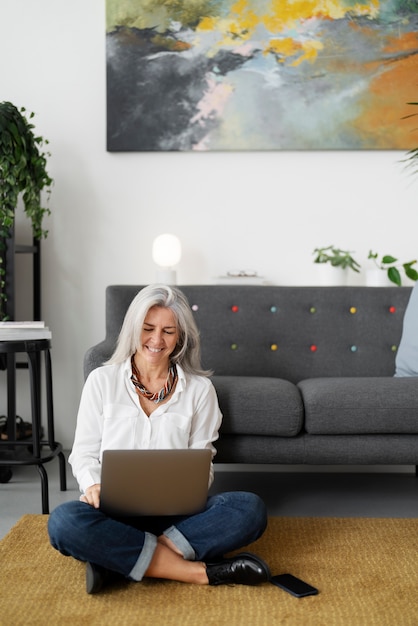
left=84, top=285, right=412, bottom=383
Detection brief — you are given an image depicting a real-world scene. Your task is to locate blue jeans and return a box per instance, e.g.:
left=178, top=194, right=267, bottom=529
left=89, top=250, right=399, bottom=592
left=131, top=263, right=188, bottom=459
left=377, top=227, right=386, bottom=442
left=48, top=491, right=267, bottom=581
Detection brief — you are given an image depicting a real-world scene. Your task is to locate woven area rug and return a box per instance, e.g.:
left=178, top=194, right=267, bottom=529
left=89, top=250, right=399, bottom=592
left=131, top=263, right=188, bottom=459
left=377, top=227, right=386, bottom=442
left=1, top=515, right=417, bottom=626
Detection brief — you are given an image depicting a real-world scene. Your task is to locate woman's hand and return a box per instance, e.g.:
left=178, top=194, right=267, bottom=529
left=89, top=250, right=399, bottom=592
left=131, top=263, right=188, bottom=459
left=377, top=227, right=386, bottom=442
left=80, top=483, right=101, bottom=508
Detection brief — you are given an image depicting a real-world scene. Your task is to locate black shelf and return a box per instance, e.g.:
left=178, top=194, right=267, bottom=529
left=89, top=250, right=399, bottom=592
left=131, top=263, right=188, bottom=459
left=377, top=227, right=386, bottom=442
left=0, top=229, right=52, bottom=499
left=1, top=221, right=41, bottom=322
left=0, top=224, right=41, bottom=372
left=15, top=244, right=38, bottom=254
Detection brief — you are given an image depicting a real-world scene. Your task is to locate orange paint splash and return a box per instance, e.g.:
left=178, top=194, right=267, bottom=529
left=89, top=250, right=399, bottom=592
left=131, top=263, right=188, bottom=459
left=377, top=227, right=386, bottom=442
left=351, top=35, right=418, bottom=149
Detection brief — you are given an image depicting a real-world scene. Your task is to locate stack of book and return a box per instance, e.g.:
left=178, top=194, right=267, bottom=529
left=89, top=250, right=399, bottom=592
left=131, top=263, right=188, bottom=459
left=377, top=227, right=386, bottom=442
left=0, top=321, right=51, bottom=341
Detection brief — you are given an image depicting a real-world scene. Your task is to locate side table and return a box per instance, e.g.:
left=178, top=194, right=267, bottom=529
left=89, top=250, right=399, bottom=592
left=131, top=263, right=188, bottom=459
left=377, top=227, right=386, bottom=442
left=0, top=336, right=66, bottom=513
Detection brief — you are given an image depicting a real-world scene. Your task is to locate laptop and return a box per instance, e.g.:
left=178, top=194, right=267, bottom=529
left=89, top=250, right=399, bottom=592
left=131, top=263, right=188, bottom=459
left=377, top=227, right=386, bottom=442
left=99, top=448, right=212, bottom=517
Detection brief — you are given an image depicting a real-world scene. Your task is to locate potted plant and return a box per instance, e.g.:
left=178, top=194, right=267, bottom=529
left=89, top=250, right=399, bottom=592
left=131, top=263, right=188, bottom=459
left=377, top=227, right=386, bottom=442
left=313, top=246, right=361, bottom=272
left=0, top=101, right=53, bottom=319
left=367, top=251, right=418, bottom=286
left=313, top=246, right=361, bottom=286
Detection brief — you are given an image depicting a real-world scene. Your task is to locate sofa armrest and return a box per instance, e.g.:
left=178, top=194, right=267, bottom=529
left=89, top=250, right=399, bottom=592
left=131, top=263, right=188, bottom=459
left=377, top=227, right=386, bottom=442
left=84, top=340, right=115, bottom=380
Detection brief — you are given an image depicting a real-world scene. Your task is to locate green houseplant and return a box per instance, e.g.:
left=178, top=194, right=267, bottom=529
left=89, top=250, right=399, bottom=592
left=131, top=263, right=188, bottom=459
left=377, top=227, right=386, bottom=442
left=0, top=101, right=53, bottom=319
left=313, top=246, right=361, bottom=273
left=368, top=251, right=418, bottom=286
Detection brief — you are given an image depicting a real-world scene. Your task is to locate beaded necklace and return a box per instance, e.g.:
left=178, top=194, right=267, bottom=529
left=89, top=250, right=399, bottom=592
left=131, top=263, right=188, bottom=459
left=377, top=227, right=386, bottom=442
left=130, top=356, right=177, bottom=404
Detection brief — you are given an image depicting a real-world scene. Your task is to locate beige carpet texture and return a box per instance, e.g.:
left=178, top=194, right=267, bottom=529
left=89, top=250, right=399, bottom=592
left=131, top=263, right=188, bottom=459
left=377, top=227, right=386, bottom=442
left=1, top=514, right=417, bottom=626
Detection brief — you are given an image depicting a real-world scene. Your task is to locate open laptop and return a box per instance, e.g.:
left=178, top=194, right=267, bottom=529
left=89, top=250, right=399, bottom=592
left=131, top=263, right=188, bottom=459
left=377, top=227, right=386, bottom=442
left=99, top=448, right=212, bottom=517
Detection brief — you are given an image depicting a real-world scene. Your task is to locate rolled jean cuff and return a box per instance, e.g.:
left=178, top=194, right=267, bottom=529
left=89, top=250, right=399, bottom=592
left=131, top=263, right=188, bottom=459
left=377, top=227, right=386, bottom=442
left=164, top=525, right=196, bottom=561
left=128, top=532, right=157, bottom=581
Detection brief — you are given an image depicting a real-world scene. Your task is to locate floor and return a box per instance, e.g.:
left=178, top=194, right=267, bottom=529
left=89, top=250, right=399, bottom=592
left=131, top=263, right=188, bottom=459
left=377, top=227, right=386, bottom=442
left=1, top=454, right=417, bottom=540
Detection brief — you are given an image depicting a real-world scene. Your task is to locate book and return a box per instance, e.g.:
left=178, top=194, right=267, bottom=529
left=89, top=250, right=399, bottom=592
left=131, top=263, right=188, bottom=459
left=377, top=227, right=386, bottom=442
left=0, top=327, right=51, bottom=341
left=0, top=321, right=45, bottom=328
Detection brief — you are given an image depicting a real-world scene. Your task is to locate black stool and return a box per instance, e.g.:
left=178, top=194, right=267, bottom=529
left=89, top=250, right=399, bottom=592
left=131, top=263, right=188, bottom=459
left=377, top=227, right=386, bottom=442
left=0, top=338, right=66, bottom=513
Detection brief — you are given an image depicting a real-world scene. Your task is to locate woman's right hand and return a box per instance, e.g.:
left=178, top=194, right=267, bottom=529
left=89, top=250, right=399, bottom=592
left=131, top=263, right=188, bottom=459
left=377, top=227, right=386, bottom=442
left=80, top=483, right=101, bottom=508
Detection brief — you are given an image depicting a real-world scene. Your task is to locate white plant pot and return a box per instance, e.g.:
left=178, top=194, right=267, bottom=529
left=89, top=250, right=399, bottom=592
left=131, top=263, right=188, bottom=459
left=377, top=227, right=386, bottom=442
left=365, top=269, right=392, bottom=287
left=315, top=264, right=347, bottom=286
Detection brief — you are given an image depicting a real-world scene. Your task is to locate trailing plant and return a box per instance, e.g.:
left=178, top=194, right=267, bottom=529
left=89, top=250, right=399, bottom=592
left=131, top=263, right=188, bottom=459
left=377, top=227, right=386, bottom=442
left=0, top=101, right=53, bottom=239
left=0, top=101, right=53, bottom=320
left=313, top=246, right=361, bottom=273
left=368, top=251, right=418, bottom=286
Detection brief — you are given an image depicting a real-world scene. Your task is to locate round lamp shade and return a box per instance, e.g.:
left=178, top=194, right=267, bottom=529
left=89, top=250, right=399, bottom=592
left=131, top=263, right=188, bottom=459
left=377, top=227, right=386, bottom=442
left=152, top=234, right=182, bottom=268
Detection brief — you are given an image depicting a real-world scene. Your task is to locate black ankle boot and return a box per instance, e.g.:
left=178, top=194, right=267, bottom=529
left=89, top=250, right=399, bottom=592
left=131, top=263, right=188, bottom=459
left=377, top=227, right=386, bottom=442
left=206, top=552, right=271, bottom=586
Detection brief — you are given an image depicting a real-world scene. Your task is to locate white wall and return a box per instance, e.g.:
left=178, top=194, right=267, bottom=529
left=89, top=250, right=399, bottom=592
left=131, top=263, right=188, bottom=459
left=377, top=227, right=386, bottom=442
left=1, top=0, right=417, bottom=448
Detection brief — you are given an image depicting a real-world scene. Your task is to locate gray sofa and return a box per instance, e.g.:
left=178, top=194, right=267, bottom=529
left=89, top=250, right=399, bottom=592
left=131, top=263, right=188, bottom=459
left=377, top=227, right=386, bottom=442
left=84, top=285, right=418, bottom=472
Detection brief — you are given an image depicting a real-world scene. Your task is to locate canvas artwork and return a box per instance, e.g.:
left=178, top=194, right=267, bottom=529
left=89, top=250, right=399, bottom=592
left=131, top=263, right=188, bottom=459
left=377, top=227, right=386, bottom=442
left=106, top=0, right=418, bottom=152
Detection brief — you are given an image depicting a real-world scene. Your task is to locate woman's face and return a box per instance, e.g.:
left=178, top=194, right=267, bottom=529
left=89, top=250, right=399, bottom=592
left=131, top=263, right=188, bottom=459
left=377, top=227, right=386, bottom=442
left=139, top=306, right=179, bottom=365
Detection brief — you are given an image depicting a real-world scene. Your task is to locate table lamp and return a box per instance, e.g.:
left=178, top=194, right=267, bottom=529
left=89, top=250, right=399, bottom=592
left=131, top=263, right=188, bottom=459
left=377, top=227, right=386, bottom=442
left=152, top=234, right=182, bottom=284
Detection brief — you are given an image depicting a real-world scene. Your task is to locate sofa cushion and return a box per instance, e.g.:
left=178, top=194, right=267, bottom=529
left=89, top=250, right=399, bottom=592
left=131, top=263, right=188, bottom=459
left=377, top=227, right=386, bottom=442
left=299, top=377, right=418, bottom=434
left=395, top=282, right=418, bottom=376
left=211, top=376, right=304, bottom=437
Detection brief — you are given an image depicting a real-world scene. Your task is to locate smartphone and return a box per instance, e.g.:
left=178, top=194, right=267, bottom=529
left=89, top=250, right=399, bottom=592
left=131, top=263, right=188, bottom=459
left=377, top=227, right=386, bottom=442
left=270, top=573, right=318, bottom=598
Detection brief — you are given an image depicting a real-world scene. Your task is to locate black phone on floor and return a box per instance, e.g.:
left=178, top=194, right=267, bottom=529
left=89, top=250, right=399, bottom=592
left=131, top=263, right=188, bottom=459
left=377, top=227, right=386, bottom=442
left=270, top=573, right=319, bottom=597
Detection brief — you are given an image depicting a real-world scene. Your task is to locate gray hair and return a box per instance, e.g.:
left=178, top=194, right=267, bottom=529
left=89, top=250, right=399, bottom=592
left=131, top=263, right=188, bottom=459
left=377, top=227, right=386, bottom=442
left=106, top=284, right=210, bottom=376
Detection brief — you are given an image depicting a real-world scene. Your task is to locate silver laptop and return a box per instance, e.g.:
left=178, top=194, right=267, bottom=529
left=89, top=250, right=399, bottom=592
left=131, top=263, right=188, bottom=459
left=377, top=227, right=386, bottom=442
left=99, top=449, right=212, bottom=517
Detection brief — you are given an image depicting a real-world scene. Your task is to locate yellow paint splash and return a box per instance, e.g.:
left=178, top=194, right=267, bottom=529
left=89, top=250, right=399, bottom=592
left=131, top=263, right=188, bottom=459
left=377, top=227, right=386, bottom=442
left=197, top=0, right=380, bottom=65
left=266, top=36, right=324, bottom=65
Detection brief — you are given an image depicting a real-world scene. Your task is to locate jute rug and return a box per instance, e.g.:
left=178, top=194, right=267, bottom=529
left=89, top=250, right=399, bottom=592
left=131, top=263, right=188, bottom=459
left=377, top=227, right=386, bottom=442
left=1, top=515, right=417, bottom=626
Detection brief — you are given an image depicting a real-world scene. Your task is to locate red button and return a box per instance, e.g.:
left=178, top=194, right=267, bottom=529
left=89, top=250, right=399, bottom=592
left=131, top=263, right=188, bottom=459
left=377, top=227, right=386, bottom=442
left=231, top=305, right=239, bottom=313
left=389, top=306, right=396, bottom=314
left=310, top=344, right=317, bottom=352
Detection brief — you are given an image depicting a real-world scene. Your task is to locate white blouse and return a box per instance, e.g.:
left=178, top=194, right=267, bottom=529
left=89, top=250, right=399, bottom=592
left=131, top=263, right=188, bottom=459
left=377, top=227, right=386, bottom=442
left=68, top=359, right=222, bottom=493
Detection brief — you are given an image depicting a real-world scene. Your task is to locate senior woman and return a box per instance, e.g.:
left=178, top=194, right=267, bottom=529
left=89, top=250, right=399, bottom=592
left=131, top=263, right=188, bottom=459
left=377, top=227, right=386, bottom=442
left=48, top=284, right=270, bottom=593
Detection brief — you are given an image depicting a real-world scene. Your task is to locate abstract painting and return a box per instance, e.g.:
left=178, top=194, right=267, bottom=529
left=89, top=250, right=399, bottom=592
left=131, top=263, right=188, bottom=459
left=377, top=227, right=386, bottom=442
left=106, top=0, right=418, bottom=151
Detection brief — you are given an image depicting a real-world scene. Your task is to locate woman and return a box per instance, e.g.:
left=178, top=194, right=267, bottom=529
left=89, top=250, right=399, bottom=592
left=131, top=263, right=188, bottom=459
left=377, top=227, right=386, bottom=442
left=48, top=284, right=270, bottom=593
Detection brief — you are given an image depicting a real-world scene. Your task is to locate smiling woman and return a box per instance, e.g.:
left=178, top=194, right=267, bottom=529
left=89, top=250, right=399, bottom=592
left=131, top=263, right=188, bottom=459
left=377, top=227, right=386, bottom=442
left=48, top=284, right=270, bottom=594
